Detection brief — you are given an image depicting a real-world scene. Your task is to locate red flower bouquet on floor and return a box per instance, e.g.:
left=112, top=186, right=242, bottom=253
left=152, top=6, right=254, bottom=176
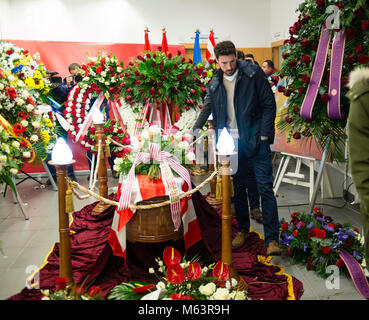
left=41, top=277, right=103, bottom=300
left=279, top=207, right=366, bottom=279
left=108, top=246, right=247, bottom=300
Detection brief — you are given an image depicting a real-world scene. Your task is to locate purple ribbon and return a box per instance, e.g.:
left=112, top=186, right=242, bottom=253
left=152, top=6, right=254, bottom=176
left=328, top=29, right=346, bottom=119
left=300, top=26, right=346, bottom=120
left=339, top=249, right=369, bottom=299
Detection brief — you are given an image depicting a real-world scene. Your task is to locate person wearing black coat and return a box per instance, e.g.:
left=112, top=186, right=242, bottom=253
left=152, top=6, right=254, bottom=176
left=193, top=41, right=280, bottom=256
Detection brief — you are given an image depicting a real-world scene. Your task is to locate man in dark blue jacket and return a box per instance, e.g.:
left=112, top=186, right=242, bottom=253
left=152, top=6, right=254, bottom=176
left=193, top=41, right=280, bottom=255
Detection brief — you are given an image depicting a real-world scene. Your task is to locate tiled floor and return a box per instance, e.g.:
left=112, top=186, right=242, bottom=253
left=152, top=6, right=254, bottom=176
left=0, top=160, right=366, bottom=300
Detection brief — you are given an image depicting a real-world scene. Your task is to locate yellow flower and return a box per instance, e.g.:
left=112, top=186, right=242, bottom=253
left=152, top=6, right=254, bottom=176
left=33, top=70, right=42, bottom=80
left=25, top=77, right=36, bottom=89
left=33, top=80, right=44, bottom=90
left=40, top=131, right=50, bottom=144
left=42, top=118, right=53, bottom=128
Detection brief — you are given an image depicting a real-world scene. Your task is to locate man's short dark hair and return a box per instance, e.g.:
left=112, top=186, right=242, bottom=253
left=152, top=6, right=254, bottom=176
left=68, top=63, right=81, bottom=72
left=245, top=53, right=255, bottom=60
left=264, top=60, right=275, bottom=69
left=214, top=41, right=237, bottom=59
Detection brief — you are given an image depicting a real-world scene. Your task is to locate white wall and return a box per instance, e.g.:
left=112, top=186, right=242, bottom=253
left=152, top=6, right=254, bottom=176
left=269, top=0, right=302, bottom=42
left=0, top=0, right=273, bottom=47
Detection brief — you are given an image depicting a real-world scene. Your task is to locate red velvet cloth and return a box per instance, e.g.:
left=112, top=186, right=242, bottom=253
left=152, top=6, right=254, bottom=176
left=8, top=191, right=303, bottom=300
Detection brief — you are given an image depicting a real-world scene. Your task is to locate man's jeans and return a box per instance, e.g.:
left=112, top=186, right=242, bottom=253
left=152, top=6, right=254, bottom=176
left=232, top=140, right=279, bottom=246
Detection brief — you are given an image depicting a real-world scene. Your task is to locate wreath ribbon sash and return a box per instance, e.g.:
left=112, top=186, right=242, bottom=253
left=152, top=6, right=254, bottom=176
left=339, top=249, right=369, bottom=299
left=300, top=25, right=346, bottom=120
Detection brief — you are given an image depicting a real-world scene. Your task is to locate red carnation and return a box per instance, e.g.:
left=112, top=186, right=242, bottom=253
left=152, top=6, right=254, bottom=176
left=282, top=52, right=290, bottom=60
left=362, top=20, right=369, bottom=31
left=346, top=28, right=357, bottom=40
left=14, top=123, right=26, bottom=134
left=6, top=87, right=17, bottom=100
left=285, top=116, right=293, bottom=124
left=358, top=54, right=369, bottom=65
left=353, top=8, right=364, bottom=17
left=320, top=93, right=330, bottom=103
left=316, top=0, right=324, bottom=7
left=55, top=277, right=68, bottom=290
left=356, top=44, right=364, bottom=54
left=293, top=132, right=301, bottom=140
left=281, top=222, right=289, bottom=231
left=288, top=59, right=297, bottom=68
left=95, top=67, right=102, bottom=74
left=299, top=86, right=306, bottom=94
left=321, top=246, right=330, bottom=254
left=300, top=39, right=310, bottom=48
left=346, top=55, right=357, bottom=65
left=301, top=55, right=311, bottom=64
left=278, top=85, right=286, bottom=93
left=301, top=74, right=310, bottom=83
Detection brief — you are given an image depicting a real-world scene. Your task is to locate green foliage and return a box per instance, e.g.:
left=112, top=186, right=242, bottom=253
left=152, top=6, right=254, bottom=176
left=120, top=51, right=206, bottom=112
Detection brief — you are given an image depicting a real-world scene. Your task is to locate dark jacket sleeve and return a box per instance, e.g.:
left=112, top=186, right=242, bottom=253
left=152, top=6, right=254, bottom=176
left=348, top=93, right=369, bottom=214
left=192, top=91, right=212, bottom=132
left=254, top=68, right=277, bottom=143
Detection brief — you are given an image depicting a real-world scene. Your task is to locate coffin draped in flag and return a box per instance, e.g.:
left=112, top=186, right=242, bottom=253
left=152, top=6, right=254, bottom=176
left=108, top=144, right=202, bottom=260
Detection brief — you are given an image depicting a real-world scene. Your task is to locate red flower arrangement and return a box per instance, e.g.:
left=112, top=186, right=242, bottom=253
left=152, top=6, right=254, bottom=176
left=64, top=84, right=130, bottom=155
left=108, top=246, right=247, bottom=300
left=279, top=207, right=365, bottom=279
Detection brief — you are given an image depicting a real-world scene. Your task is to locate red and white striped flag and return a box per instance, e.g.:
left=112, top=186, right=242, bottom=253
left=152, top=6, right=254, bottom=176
left=206, top=29, right=216, bottom=64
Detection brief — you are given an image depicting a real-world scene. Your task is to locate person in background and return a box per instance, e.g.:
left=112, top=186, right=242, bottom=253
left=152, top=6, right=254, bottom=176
left=347, top=66, right=369, bottom=267
left=245, top=53, right=259, bottom=66
left=44, top=64, right=81, bottom=185
left=262, top=60, right=277, bottom=78
left=262, top=60, right=279, bottom=93
left=64, top=63, right=82, bottom=90
left=193, top=41, right=280, bottom=255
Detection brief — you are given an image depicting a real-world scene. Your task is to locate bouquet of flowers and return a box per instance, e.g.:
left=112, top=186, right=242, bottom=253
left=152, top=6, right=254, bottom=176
left=279, top=207, right=366, bottom=279
left=0, top=41, right=55, bottom=185
left=108, top=246, right=247, bottom=300
left=113, top=124, right=195, bottom=180
left=119, top=51, right=206, bottom=112
left=41, top=277, right=104, bottom=300
left=277, top=0, right=369, bottom=160
left=195, top=58, right=218, bottom=87
left=65, top=85, right=130, bottom=155
left=78, top=49, right=125, bottom=100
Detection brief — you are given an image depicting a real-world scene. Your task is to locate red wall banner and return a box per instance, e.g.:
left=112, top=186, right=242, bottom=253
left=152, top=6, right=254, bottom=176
left=7, top=40, right=185, bottom=173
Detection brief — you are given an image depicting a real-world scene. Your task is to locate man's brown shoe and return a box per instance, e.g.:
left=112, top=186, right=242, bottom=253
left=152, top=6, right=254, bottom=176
left=250, top=208, right=263, bottom=224
left=232, top=232, right=250, bottom=247
left=266, top=240, right=281, bottom=256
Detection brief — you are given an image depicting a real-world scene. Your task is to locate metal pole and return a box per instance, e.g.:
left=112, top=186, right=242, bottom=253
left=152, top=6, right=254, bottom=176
left=308, top=135, right=332, bottom=213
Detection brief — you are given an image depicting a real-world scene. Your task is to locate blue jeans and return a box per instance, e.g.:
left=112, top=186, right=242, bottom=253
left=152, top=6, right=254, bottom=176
left=232, top=139, right=279, bottom=246
left=246, top=163, right=260, bottom=210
